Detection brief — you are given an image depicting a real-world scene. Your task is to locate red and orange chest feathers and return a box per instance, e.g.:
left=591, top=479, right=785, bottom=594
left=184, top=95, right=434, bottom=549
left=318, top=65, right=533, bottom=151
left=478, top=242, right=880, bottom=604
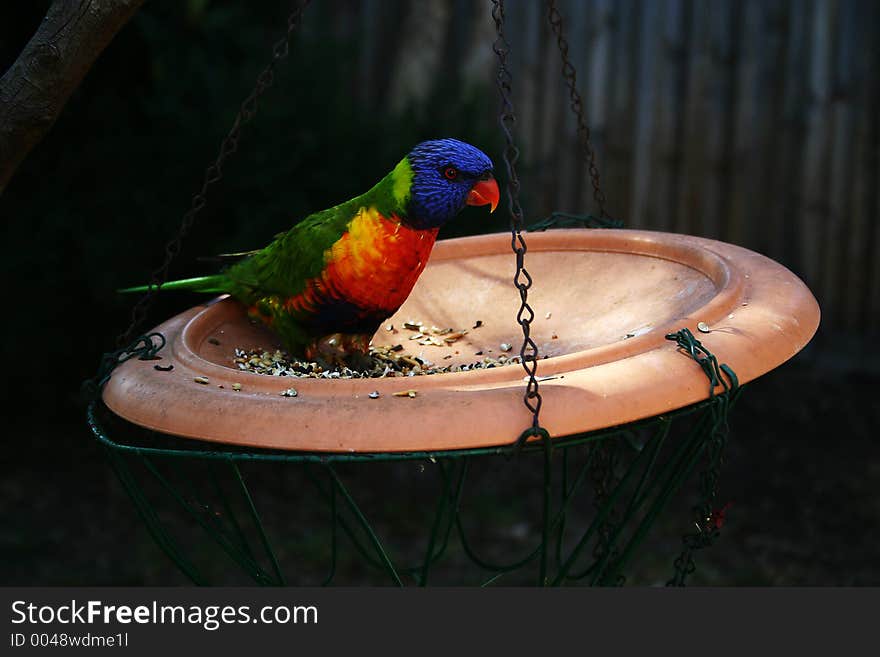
left=289, top=207, right=438, bottom=316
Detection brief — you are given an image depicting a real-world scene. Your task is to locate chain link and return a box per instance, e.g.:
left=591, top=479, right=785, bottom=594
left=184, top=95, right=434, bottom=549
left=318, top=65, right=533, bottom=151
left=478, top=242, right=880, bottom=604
left=491, top=0, right=545, bottom=444
left=545, top=0, right=608, bottom=219
left=664, top=328, right=739, bottom=585
left=116, top=0, right=312, bottom=348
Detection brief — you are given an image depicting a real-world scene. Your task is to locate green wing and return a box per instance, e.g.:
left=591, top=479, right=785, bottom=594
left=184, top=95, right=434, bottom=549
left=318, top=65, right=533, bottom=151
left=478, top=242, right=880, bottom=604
left=225, top=165, right=402, bottom=302
left=223, top=200, right=357, bottom=304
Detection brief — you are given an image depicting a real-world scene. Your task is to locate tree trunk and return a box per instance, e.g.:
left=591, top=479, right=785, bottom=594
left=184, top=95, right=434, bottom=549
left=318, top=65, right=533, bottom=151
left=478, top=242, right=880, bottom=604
left=0, top=0, right=146, bottom=196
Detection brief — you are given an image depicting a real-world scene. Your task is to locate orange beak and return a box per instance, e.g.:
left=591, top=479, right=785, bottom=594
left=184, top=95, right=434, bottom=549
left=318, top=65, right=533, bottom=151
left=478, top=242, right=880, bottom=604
left=466, top=175, right=500, bottom=213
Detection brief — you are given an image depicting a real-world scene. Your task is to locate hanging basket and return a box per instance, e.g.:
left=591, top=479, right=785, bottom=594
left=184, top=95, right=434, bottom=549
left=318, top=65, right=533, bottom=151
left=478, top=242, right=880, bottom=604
left=101, top=228, right=819, bottom=453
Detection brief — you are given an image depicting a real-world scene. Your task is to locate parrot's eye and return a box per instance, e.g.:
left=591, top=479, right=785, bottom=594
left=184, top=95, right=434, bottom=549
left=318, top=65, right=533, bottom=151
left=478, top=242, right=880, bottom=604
left=443, top=166, right=459, bottom=181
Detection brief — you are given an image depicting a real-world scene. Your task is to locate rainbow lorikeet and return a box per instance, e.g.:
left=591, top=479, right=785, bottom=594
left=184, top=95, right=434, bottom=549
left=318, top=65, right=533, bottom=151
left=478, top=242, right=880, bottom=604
left=121, top=138, right=499, bottom=365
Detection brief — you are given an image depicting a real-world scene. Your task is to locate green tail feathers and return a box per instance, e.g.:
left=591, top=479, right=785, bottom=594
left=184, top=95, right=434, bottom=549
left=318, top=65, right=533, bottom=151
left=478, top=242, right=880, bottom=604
left=118, top=275, right=228, bottom=294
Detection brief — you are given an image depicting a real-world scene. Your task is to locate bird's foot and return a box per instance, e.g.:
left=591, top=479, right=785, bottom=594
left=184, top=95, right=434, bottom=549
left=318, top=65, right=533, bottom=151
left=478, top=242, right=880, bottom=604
left=305, top=333, right=372, bottom=371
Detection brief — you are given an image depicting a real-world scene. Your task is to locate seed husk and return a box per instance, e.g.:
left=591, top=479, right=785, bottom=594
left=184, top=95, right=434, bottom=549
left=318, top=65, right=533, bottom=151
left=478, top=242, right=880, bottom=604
left=193, top=376, right=210, bottom=385
left=697, top=322, right=711, bottom=333
left=393, top=389, right=418, bottom=398
left=280, top=388, right=298, bottom=397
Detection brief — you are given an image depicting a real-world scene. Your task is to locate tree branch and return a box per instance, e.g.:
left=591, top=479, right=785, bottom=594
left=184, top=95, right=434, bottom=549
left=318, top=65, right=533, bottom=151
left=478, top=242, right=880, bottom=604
left=0, top=0, right=146, bottom=196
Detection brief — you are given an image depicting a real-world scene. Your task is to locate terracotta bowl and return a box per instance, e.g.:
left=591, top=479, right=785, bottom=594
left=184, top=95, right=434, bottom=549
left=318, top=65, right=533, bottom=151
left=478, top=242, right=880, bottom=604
left=102, top=229, right=820, bottom=453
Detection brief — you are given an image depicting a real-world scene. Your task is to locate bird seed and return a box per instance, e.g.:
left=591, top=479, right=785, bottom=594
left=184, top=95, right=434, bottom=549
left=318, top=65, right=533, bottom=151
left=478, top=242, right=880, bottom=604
left=231, top=343, right=521, bottom=380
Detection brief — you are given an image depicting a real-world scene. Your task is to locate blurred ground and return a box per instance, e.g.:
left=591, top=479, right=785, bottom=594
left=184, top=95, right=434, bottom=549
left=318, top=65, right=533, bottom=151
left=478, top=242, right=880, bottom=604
left=2, top=336, right=878, bottom=586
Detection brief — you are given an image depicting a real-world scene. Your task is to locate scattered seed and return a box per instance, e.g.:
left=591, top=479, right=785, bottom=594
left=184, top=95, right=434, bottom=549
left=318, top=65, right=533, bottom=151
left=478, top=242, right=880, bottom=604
left=473, top=320, right=483, bottom=329
left=193, top=376, right=210, bottom=385
left=393, top=389, right=418, bottom=398
left=230, top=344, right=522, bottom=381
left=552, top=334, right=558, bottom=340
left=697, top=322, right=711, bottom=333
left=280, top=388, right=298, bottom=397
left=403, top=321, right=423, bottom=330
left=208, top=337, right=221, bottom=345
left=154, top=364, right=174, bottom=372
left=368, top=391, right=380, bottom=399
left=475, top=350, right=483, bottom=356
left=500, top=343, right=512, bottom=352
left=385, top=324, right=394, bottom=331
left=231, top=383, right=242, bottom=391
left=545, top=312, right=552, bottom=319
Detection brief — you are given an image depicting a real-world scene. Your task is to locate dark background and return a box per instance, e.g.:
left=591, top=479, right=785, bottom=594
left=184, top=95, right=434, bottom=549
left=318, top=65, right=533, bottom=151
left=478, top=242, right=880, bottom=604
left=1, top=0, right=877, bottom=585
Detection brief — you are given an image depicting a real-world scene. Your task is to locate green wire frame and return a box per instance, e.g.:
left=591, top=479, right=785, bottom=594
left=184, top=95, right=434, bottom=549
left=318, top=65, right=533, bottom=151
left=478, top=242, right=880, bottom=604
left=88, top=376, right=743, bottom=586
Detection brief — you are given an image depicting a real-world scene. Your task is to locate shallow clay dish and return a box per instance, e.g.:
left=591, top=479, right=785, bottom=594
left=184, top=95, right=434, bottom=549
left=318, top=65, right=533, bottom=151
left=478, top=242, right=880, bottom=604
left=102, top=229, right=820, bottom=453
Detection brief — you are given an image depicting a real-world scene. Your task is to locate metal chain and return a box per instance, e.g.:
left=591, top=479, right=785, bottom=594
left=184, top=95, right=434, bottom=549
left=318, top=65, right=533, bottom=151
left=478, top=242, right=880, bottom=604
left=542, top=0, right=626, bottom=564
left=668, top=400, right=731, bottom=586
left=664, top=328, right=740, bottom=585
left=81, top=332, right=166, bottom=402
left=545, top=0, right=608, bottom=219
left=116, top=0, right=312, bottom=348
left=590, top=439, right=622, bottom=583
left=491, top=0, right=545, bottom=446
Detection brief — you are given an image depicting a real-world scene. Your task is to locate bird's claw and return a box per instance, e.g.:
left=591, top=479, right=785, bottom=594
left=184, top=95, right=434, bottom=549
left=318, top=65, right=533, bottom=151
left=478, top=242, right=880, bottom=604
left=305, top=333, right=372, bottom=371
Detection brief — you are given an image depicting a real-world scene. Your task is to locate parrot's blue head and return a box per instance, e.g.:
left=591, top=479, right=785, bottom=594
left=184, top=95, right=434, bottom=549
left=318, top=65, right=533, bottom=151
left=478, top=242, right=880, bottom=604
left=398, top=138, right=499, bottom=229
